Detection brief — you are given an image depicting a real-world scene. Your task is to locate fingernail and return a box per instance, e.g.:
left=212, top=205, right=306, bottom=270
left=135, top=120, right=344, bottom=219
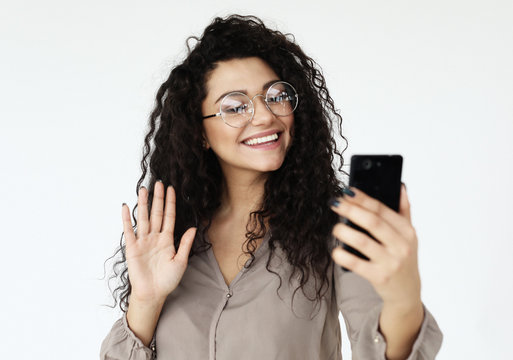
left=342, top=188, right=355, bottom=197
left=328, top=197, right=341, bottom=208
left=122, top=202, right=126, bottom=207
left=401, top=182, right=407, bottom=190
left=156, top=179, right=163, bottom=183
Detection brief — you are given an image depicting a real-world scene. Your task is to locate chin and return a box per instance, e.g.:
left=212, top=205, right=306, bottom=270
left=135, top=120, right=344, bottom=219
left=252, top=160, right=286, bottom=173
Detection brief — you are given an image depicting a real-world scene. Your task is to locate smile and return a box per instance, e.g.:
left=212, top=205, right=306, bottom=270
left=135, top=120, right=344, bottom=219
left=241, top=132, right=283, bottom=150
left=243, top=132, right=280, bottom=146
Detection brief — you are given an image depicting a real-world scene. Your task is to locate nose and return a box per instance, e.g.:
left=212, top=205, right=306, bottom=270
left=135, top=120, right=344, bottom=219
left=250, top=94, right=274, bottom=126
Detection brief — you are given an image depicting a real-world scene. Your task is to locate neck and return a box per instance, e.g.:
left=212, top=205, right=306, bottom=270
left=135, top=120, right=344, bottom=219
left=216, top=168, right=268, bottom=223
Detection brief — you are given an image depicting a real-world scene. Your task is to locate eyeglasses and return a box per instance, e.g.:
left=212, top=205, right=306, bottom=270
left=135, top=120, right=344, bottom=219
left=202, top=81, right=298, bottom=128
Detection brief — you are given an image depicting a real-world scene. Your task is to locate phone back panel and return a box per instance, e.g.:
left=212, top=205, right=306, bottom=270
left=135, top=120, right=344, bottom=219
left=349, top=154, right=403, bottom=211
left=341, top=155, right=403, bottom=265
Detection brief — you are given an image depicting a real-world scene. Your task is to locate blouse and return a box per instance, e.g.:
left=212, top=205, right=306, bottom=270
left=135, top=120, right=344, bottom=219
left=100, top=228, right=443, bottom=359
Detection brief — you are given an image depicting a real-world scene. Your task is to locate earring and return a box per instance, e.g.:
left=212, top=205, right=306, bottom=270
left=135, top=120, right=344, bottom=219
left=202, top=140, right=209, bottom=150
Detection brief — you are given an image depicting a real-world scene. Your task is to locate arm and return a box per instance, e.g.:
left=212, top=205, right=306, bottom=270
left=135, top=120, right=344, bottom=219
left=99, top=309, right=157, bottom=360
left=334, top=264, right=443, bottom=360
left=126, top=297, right=165, bottom=347
left=329, top=185, right=443, bottom=359
left=379, top=300, right=424, bottom=360
left=100, top=183, right=196, bottom=359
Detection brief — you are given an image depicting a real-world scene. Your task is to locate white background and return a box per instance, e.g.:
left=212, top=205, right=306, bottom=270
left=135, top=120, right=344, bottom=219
left=1, top=0, right=512, bottom=359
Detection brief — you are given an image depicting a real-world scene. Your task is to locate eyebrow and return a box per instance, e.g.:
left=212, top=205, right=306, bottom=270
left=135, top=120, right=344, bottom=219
left=214, top=79, right=280, bottom=104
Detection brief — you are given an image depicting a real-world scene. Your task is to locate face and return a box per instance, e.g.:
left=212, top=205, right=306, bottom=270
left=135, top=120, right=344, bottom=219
left=201, top=57, right=294, bottom=179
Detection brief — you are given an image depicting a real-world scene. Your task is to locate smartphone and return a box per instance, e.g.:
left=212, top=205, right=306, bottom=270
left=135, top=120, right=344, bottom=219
left=340, top=154, right=403, bottom=270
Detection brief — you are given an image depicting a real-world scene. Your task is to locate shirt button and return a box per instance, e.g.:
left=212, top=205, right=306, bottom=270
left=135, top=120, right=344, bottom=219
left=373, top=335, right=380, bottom=343
left=226, top=293, right=232, bottom=298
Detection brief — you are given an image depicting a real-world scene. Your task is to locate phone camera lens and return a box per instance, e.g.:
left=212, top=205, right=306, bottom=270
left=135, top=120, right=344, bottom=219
left=362, top=159, right=372, bottom=170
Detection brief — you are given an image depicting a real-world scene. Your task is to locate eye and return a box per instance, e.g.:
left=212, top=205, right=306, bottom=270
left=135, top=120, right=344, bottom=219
left=221, top=94, right=251, bottom=115
left=223, top=103, right=250, bottom=114
left=267, top=91, right=292, bottom=104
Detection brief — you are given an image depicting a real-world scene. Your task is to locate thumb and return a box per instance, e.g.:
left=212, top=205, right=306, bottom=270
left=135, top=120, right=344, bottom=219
left=175, top=227, right=197, bottom=263
left=398, top=183, right=411, bottom=222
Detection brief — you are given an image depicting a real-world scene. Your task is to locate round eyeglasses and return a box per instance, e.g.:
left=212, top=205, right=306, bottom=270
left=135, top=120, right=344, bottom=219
left=202, top=81, right=298, bottom=128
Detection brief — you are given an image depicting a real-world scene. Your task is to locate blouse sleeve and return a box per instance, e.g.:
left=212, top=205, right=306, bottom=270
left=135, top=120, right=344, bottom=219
left=100, top=312, right=157, bottom=360
left=333, top=260, right=443, bottom=359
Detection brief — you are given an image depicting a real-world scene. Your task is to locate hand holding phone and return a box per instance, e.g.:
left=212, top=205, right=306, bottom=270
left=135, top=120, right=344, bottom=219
left=329, top=155, right=423, bottom=312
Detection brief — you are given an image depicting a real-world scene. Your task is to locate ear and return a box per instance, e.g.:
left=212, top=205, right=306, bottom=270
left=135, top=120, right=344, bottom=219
left=201, top=132, right=210, bottom=149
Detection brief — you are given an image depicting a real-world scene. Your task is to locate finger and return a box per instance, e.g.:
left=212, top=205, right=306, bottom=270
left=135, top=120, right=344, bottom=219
left=162, top=185, right=176, bottom=235
left=398, top=183, right=411, bottom=222
left=330, top=199, right=403, bottom=249
left=174, top=227, right=197, bottom=264
left=332, top=222, right=389, bottom=262
left=331, top=246, right=382, bottom=283
left=137, top=186, right=149, bottom=236
left=342, top=186, right=412, bottom=232
left=149, top=181, right=165, bottom=233
left=121, top=203, right=136, bottom=246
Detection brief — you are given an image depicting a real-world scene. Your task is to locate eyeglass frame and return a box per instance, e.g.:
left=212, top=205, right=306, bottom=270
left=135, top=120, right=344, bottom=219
left=202, top=81, right=299, bottom=128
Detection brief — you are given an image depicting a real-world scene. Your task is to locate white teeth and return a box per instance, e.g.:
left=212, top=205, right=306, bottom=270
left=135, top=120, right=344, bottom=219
left=243, top=133, right=279, bottom=146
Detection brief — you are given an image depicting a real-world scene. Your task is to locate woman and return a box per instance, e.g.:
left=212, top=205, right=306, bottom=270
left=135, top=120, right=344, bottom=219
left=101, top=15, right=443, bottom=360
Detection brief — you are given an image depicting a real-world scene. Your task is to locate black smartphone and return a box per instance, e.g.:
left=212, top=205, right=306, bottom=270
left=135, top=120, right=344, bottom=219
left=340, top=154, right=403, bottom=270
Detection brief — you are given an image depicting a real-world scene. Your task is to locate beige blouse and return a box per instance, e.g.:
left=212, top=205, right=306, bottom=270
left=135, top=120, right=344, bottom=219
left=100, top=229, right=443, bottom=359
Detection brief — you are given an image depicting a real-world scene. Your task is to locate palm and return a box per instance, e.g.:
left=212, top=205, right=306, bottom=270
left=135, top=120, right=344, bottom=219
left=121, top=182, right=196, bottom=303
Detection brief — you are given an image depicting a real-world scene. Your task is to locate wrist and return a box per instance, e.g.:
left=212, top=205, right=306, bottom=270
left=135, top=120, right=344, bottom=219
left=126, top=295, right=166, bottom=348
left=129, top=295, right=166, bottom=310
left=379, top=300, right=425, bottom=360
left=382, top=299, right=424, bottom=322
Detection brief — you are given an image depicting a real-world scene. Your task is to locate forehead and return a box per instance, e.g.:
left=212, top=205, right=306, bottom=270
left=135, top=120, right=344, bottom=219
left=204, top=57, right=279, bottom=98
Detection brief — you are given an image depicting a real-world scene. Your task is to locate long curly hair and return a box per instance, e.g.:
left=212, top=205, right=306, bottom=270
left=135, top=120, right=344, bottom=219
left=105, top=14, right=348, bottom=314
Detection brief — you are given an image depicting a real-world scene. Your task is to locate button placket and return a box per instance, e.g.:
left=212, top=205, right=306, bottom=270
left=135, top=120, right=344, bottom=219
left=149, top=335, right=157, bottom=359
left=205, top=230, right=271, bottom=360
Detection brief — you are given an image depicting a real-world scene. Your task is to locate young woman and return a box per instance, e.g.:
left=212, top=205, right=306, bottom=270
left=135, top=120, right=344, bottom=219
left=101, top=15, right=443, bottom=360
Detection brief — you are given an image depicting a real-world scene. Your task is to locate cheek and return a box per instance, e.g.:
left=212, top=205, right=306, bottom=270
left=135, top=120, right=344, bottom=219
left=203, top=122, right=219, bottom=142
left=204, top=123, right=240, bottom=148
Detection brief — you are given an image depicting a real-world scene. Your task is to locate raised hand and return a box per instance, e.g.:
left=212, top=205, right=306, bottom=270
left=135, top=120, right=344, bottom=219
left=121, top=181, right=197, bottom=304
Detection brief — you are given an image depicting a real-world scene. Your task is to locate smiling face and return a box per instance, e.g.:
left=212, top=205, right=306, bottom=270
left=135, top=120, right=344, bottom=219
left=201, top=57, right=294, bottom=179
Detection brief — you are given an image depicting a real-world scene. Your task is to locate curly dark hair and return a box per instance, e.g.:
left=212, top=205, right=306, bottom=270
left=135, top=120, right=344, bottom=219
left=104, top=14, right=348, bottom=314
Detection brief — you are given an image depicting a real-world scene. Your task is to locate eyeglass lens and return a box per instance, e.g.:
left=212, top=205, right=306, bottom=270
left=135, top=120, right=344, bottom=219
left=220, top=82, right=298, bottom=127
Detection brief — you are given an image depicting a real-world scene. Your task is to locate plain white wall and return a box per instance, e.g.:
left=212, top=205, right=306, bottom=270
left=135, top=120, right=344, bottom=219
left=1, top=0, right=512, bottom=359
